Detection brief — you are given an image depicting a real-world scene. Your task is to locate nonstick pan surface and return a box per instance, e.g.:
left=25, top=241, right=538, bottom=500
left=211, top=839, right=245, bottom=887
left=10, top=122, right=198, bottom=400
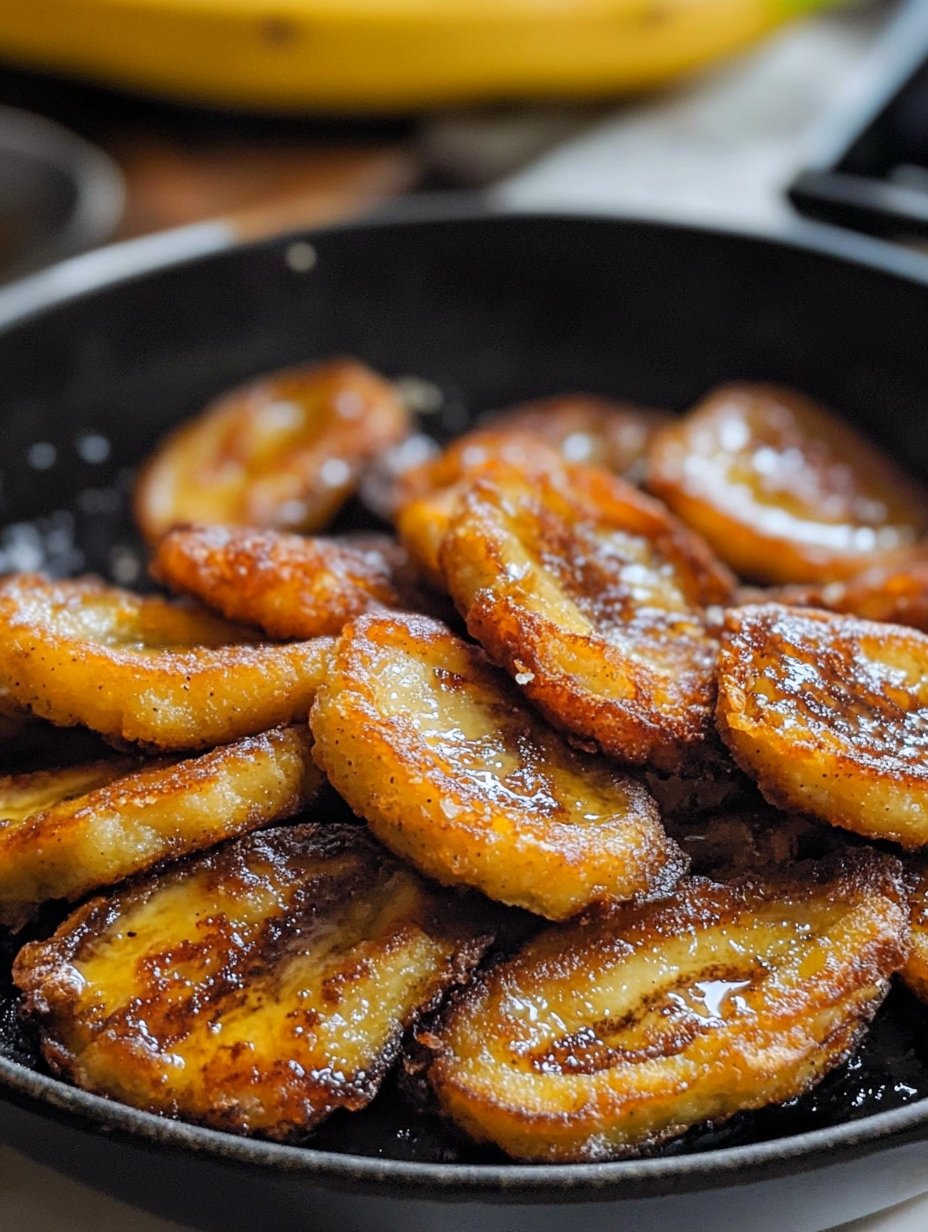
left=3, top=204, right=928, bottom=1232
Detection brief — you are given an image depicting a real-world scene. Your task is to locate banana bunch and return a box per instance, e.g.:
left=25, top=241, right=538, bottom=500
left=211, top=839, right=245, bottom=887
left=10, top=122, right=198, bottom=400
left=0, top=0, right=840, bottom=113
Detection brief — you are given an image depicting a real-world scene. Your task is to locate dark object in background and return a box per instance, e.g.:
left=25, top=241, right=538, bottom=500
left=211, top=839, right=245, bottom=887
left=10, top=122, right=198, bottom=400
left=0, top=106, right=122, bottom=281
left=790, top=1, right=928, bottom=241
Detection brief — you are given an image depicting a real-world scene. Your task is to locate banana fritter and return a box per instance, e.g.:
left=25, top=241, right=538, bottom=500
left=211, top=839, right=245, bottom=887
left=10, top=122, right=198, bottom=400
left=0, top=575, right=332, bottom=750
left=310, top=612, right=683, bottom=920
left=427, top=852, right=908, bottom=1162
left=440, top=460, right=734, bottom=772
left=647, top=383, right=928, bottom=585
left=14, top=823, right=492, bottom=1139
left=0, top=727, right=321, bottom=929
left=717, top=604, right=928, bottom=848
left=152, top=524, right=417, bottom=639
left=134, top=358, right=409, bottom=543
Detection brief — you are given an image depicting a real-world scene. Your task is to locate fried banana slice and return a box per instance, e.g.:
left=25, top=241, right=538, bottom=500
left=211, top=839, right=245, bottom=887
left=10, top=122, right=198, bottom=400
left=0, top=727, right=321, bottom=929
left=717, top=603, right=928, bottom=849
left=310, top=612, right=683, bottom=920
left=152, top=523, right=418, bottom=639
left=14, top=823, right=491, bottom=1138
left=134, top=358, right=409, bottom=543
left=427, top=851, right=908, bottom=1162
left=902, top=860, right=928, bottom=1002
left=0, top=575, right=332, bottom=750
left=440, top=460, right=735, bottom=772
left=647, top=383, right=928, bottom=585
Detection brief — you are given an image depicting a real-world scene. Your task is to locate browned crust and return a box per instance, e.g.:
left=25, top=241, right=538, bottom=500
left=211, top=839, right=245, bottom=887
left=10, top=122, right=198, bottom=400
left=0, top=574, right=333, bottom=750
left=14, top=823, right=494, bottom=1140
left=134, top=358, right=410, bottom=544
left=310, top=610, right=685, bottom=920
left=427, top=851, right=909, bottom=1162
left=152, top=524, right=417, bottom=639
left=439, top=459, right=734, bottom=773
left=717, top=603, right=928, bottom=848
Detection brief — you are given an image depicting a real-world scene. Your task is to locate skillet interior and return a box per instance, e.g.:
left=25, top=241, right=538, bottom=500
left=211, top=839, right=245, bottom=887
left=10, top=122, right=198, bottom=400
left=3, top=206, right=928, bottom=1228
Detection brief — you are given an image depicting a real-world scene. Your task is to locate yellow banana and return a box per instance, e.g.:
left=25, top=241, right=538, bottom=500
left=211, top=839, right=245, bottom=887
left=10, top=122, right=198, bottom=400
left=0, top=0, right=841, bottom=112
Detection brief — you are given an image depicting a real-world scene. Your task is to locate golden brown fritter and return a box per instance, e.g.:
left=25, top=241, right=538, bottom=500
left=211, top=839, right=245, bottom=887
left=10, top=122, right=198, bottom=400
left=0, top=727, right=322, bottom=929
left=717, top=603, right=928, bottom=848
left=427, top=852, right=909, bottom=1162
left=152, top=523, right=419, bottom=639
left=14, top=823, right=492, bottom=1139
left=0, top=575, right=332, bottom=750
left=647, top=383, right=928, bottom=585
left=134, top=358, right=409, bottom=543
left=440, top=460, right=735, bottom=773
left=310, top=611, right=684, bottom=920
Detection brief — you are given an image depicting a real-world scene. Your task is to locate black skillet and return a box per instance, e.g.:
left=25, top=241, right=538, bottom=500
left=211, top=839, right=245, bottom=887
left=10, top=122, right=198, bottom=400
left=3, top=202, right=928, bottom=1232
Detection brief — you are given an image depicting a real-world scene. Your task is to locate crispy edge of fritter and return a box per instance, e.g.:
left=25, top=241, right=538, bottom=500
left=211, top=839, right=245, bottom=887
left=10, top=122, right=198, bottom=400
left=152, top=523, right=412, bottom=638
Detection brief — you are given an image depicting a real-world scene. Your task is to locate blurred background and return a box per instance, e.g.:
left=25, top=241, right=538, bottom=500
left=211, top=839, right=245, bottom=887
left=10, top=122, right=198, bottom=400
left=0, top=0, right=926, bottom=290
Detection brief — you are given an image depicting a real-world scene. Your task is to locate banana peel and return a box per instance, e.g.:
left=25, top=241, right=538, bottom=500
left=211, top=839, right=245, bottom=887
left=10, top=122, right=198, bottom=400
left=0, top=0, right=843, bottom=113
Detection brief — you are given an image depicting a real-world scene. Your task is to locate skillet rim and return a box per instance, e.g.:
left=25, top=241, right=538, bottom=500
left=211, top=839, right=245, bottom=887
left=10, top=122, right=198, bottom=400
left=2, top=199, right=928, bottom=1202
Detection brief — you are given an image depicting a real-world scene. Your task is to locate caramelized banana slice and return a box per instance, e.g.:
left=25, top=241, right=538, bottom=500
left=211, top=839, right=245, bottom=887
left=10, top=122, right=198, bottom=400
left=717, top=604, right=928, bottom=848
left=14, top=823, right=491, bottom=1139
left=428, top=852, right=908, bottom=1162
left=134, top=358, right=409, bottom=543
left=902, top=860, right=928, bottom=1002
left=152, top=524, right=418, bottom=639
left=0, top=727, right=321, bottom=929
left=0, top=575, right=332, bottom=750
left=647, top=384, right=928, bottom=584
left=440, top=461, right=734, bottom=772
left=310, top=612, right=683, bottom=920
